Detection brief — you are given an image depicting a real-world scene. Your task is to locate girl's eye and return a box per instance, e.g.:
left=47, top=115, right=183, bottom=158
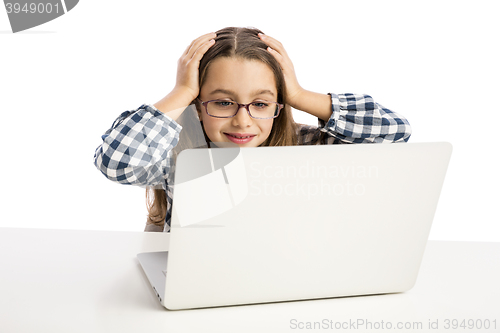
left=214, top=101, right=235, bottom=107
left=252, top=102, right=270, bottom=109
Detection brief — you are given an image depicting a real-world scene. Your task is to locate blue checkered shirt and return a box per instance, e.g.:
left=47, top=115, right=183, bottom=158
left=94, top=93, right=412, bottom=232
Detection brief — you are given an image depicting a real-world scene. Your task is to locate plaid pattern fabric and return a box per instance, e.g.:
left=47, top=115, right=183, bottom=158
left=94, top=106, right=182, bottom=188
left=300, top=93, right=412, bottom=144
left=94, top=93, right=411, bottom=232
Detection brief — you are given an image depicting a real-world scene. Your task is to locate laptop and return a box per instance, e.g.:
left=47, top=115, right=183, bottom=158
left=137, top=142, right=452, bottom=310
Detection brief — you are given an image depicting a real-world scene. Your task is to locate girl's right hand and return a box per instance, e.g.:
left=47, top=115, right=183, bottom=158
left=173, top=32, right=216, bottom=102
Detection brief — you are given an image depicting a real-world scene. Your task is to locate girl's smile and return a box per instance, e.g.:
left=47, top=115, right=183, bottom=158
left=198, top=57, right=278, bottom=147
left=224, top=132, right=257, bottom=144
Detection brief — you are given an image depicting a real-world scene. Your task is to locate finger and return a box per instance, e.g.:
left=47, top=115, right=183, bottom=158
left=259, top=33, right=294, bottom=70
left=258, top=33, right=289, bottom=57
left=189, top=38, right=216, bottom=64
left=266, top=46, right=285, bottom=63
left=267, top=46, right=294, bottom=74
left=183, top=33, right=215, bottom=61
left=182, top=32, right=215, bottom=54
left=182, top=32, right=216, bottom=58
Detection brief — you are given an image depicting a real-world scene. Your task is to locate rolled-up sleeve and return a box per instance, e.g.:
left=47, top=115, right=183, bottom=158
left=318, top=93, right=412, bottom=143
left=93, top=104, right=182, bottom=189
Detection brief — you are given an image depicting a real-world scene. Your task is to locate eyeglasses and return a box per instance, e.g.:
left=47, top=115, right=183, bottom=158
left=197, top=98, right=283, bottom=119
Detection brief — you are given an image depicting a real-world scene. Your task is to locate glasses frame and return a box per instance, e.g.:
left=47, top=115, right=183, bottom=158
left=197, top=98, right=283, bottom=119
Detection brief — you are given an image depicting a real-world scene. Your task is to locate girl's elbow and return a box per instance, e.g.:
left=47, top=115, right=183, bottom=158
left=93, top=151, right=130, bottom=184
left=394, top=123, right=412, bottom=143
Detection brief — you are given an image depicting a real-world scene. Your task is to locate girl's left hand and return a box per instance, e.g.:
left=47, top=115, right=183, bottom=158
left=258, top=33, right=305, bottom=109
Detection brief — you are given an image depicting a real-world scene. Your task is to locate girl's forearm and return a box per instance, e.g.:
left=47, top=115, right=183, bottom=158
left=291, top=90, right=332, bottom=122
left=153, top=88, right=195, bottom=122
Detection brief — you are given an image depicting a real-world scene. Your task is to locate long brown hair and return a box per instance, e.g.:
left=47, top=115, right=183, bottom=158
left=146, top=27, right=298, bottom=229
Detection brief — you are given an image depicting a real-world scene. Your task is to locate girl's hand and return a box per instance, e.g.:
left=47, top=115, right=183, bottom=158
left=258, top=33, right=305, bottom=109
left=154, top=32, right=216, bottom=116
left=174, top=32, right=216, bottom=102
left=258, top=33, right=332, bottom=121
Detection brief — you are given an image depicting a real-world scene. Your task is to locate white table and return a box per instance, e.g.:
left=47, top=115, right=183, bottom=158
left=1, top=228, right=499, bottom=333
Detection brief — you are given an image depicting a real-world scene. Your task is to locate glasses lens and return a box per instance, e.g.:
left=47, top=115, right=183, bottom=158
left=206, top=100, right=278, bottom=118
left=249, top=101, right=278, bottom=119
left=207, top=100, right=238, bottom=117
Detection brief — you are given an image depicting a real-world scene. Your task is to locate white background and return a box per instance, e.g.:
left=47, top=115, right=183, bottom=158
left=0, top=0, right=498, bottom=241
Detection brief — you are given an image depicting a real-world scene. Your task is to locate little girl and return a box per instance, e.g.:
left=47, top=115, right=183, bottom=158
left=94, top=27, right=412, bottom=232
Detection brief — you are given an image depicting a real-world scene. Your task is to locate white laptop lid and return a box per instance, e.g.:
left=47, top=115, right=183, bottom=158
left=163, top=142, right=452, bottom=310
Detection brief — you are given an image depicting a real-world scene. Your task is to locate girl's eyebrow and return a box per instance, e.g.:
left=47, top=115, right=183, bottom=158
left=209, top=89, right=276, bottom=98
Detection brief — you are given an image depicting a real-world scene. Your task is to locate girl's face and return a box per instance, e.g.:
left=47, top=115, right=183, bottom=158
left=198, top=57, right=277, bottom=147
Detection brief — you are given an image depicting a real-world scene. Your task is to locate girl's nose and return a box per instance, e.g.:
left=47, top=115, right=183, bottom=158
left=231, top=105, right=253, bottom=127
